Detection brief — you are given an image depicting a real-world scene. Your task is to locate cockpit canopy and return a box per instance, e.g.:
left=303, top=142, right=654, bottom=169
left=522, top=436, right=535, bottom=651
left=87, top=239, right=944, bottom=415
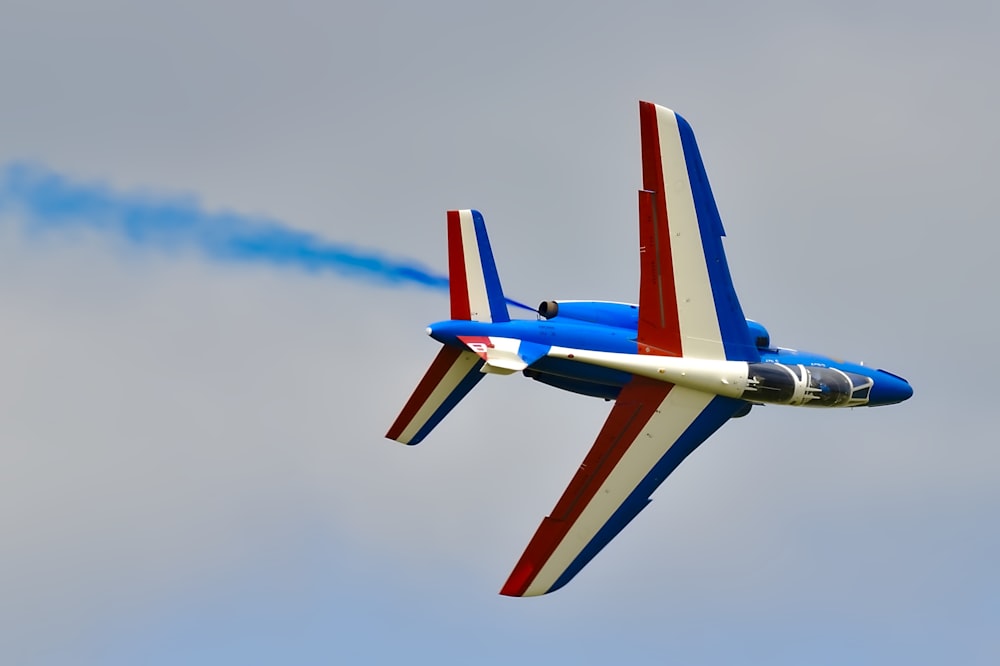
left=746, top=319, right=771, bottom=349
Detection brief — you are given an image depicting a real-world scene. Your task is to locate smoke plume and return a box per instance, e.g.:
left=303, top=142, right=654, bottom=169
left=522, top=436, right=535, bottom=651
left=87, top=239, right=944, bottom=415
left=0, top=163, right=450, bottom=290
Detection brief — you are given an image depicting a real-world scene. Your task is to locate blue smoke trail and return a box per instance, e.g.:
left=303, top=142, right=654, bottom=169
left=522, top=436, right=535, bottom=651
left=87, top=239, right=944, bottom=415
left=0, top=162, right=451, bottom=290
left=0, top=163, right=539, bottom=313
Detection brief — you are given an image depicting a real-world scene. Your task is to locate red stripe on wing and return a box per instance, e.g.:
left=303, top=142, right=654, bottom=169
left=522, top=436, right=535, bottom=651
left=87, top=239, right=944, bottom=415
left=500, top=377, right=673, bottom=596
left=385, top=346, right=465, bottom=441
left=638, top=102, right=681, bottom=356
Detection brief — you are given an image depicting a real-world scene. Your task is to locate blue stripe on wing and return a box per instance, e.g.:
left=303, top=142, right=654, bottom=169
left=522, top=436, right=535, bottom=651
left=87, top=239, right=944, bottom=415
left=409, top=358, right=487, bottom=444
left=548, top=394, right=746, bottom=593
left=674, top=113, right=759, bottom=363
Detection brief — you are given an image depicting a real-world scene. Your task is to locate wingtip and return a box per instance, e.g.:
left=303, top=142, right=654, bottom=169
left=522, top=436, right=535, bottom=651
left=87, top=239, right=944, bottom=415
left=500, top=553, right=565, bottom=597
left=500, top=577, right=561, bottom=598
left=384, top=432, right=421, bottom=446
left=499, top=564, right=534, bottom=597
left=639, top=100, right=676, bottom=115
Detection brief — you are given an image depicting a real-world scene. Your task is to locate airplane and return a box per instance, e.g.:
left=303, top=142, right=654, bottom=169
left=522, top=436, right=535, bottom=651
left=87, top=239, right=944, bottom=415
left=385, top=101, right=913, bottom=597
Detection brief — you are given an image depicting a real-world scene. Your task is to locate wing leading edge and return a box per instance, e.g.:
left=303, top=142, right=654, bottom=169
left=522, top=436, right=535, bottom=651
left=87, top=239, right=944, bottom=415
left=501, top=379, right=745, bottom=596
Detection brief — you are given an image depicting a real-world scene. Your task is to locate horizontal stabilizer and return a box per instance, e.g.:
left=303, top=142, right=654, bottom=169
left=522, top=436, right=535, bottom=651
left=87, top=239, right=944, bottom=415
left=386, top=347, right=485, bottom=445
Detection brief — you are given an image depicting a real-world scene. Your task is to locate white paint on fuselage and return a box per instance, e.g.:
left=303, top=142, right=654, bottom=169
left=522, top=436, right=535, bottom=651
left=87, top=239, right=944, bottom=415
left=546, top=346, right=749, bottom=399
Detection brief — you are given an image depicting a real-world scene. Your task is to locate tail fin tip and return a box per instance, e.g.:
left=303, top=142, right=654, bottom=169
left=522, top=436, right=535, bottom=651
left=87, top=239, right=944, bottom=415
left=447, top=209, right=509, bottom=323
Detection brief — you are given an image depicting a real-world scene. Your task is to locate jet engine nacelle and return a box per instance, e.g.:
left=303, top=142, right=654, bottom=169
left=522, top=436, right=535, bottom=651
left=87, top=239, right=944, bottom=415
left=746, top=320, right=771, bottom=349
left=538, top=300, right=559, bottom=318
left=537, top=300, right=639, bottom=329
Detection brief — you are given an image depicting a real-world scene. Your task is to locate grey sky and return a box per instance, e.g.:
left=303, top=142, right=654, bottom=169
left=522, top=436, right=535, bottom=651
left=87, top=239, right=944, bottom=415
left=1, top=2, right=997, bottom=664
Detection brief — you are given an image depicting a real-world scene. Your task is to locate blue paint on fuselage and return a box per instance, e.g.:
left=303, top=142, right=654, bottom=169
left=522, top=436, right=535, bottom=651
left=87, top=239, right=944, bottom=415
left=547, top=301, right=639, bottom=330
left=428, top=318, right=636, bottom=400
left=524, top=369, right=624, bottom=401
left=428, top=318, right=638, bottom=355
left=759, top=347, right=872, bottom=373
left=526, top=356, right=632, bottom=395
left=427, top=317, right=912, bottom=407
left=868, top=369, right=914, bottom=405
left=755, top=348, right=912, bottom=406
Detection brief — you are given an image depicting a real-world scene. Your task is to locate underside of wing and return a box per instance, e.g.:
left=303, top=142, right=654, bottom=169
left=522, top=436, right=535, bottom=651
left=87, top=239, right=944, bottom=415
left=500, top=377, right=745, bottom=596
left=638, top=101, right=758, bottom=362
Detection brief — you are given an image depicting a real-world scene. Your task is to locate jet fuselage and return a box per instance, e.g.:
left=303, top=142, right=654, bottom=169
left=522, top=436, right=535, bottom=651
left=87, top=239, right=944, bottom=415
left=426, top=312, right=912, bottom=409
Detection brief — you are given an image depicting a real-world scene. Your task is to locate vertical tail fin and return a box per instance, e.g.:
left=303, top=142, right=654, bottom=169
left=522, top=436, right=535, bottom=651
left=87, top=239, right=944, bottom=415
left=447, top=210, right=510, bottom=323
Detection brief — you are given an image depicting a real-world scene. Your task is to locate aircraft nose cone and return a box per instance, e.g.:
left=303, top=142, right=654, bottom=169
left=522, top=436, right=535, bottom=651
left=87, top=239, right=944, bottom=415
left=869, top=370, right=913, bottom=406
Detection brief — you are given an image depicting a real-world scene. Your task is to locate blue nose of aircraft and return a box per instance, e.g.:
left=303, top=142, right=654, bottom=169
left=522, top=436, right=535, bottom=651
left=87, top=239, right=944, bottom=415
left=868, top=369, right=913, bottom=406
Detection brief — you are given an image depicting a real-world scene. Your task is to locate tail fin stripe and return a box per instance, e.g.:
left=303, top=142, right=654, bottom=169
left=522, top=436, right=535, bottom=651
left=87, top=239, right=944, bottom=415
left=448, top=209, right=509, bottom=323
left=471, top=213, right=510, bottom=323
left=459, top=212, right=491, bottom=321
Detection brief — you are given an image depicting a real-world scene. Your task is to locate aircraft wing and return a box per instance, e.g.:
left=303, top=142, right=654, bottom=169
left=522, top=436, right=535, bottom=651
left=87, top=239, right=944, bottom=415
left=637, top=101, right=758, bottom=362
left=500, top=377, right=745, bottom=596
